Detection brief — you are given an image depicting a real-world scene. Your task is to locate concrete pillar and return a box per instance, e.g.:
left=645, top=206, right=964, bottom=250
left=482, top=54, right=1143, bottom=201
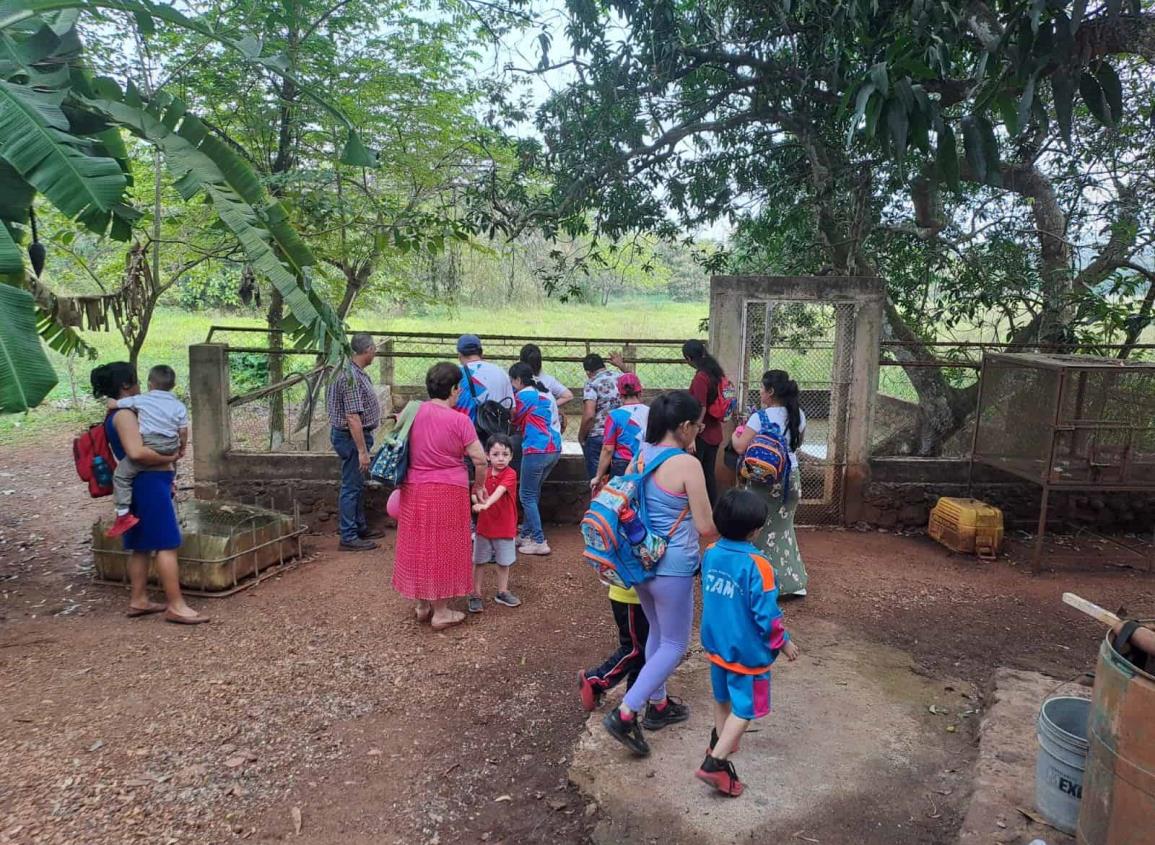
left=843, top=295, right=883, bottom=522
left=709, top=276, right=746, bottom=409
left=189, top=343, right=230, bottom=490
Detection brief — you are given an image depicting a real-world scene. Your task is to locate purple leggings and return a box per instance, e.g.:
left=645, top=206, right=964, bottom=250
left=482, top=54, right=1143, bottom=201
left=621, top=574, right=695, bottom=712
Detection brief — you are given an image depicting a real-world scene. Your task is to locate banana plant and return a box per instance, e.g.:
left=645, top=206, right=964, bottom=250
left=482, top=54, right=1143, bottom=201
left=0, top=0, right=371, bottom=412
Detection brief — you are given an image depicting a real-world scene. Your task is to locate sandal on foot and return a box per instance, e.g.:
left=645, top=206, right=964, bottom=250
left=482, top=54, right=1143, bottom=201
left=415, top=604, right=433, bottom=623
left=125, top=603, right=166, bottom=618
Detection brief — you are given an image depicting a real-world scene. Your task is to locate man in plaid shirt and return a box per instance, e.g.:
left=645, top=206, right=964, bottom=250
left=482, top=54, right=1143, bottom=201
left=327, top=333, right=383, bottom=551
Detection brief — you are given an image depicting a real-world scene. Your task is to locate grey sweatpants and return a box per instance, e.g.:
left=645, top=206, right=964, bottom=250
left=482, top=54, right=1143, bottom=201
left=113, top=432, right=180, bottom=511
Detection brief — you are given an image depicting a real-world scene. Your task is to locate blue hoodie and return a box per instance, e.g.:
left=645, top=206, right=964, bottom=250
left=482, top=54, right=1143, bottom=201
left=700, top=538, right=791, bottom=675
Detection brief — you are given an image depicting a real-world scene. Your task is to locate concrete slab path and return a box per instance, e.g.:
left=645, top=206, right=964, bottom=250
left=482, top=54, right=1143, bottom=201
left=570, top=618, right=977, bottom=844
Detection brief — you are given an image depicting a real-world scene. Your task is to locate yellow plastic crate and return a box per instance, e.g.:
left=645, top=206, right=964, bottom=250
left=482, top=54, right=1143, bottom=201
left=928, top=497, right=1003, bottom=558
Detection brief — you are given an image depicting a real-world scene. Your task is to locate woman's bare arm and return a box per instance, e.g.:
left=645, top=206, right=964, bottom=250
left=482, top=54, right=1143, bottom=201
left=731, top=425, right=756, bottom=455
left=660, top=454, right=717, bottom=538
left=465, top=439, right=488, bottom=495
left=112, top=411, right=176, bottom=466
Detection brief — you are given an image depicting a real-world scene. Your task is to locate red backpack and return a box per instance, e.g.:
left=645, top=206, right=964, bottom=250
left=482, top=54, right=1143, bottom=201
left=74, top=415, right=118, bottom=498
left=707, top=376, right=737, bottom=422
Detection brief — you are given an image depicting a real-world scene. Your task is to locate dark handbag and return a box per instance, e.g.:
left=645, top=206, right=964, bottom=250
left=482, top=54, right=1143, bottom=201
left=462, top=365, right=513, bottom=439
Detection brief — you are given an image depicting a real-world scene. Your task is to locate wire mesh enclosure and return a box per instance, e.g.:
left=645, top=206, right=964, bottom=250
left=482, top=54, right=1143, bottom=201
left=740, top=301, right=858, bottom=525
left=973, top=354, right=1155, bottom=488
left=970, top=353, right=1155, bottom=571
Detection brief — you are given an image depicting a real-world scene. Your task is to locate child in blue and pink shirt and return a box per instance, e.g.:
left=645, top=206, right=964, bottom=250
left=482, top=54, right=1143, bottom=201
left=508, top=362, right=562, bottom=556
left=590, top=372, right=649, bottom=491
left=697, top=487, right=800, bottom=797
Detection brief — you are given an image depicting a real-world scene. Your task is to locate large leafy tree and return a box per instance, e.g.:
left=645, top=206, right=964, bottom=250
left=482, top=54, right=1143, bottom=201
left=519, top=0, right=1155, bottom=452
left=0, top=0, right=366, bottom=412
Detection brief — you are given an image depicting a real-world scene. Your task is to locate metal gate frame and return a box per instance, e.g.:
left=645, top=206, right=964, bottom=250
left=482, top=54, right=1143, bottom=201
left=710, top=276, right=885, bottom=525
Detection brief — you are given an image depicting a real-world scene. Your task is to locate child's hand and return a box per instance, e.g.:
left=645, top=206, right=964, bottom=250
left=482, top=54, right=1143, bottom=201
left=472, top=502, right=488, bottom=513
left=589, top=476, right=602, bottom=493
left=105, top=398, right=118, bottom=410
left=782, top=640, right=800, bottom=661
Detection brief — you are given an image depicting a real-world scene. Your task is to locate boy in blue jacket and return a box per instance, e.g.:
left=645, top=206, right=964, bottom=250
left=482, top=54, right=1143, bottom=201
left=697, top=488, right=800, bottom=797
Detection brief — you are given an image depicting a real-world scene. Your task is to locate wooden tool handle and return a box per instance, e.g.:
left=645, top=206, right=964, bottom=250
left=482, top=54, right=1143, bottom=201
left=1063, top=592, right=1122, bottom=628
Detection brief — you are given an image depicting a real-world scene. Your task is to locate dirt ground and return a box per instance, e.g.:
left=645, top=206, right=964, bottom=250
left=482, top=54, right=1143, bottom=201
left=2, top=435, right=1153, bottom=845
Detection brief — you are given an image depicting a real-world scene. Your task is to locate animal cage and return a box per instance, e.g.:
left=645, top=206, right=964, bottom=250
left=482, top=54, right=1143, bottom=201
left=968, top=353, right=1155, bottom=571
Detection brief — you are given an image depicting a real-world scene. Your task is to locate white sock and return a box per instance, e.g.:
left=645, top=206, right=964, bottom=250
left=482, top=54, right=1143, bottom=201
left=116, top=507, right=129, bottom=516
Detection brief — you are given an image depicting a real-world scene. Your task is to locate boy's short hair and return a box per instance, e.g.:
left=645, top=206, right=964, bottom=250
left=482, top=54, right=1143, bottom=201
left=148, top=364, right=176, bottom=391
left=713, top=488, right=770, bottom=541
left=485, top=433, right=514, bottom=453
left=582, top=353, right=605, bottom=374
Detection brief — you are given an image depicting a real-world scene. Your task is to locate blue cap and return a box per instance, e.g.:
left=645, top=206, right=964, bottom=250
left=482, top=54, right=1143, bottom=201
left=456, top=334, right=482, bottom=355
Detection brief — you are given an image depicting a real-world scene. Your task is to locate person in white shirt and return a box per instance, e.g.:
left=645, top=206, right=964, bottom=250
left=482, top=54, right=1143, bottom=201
left=104, top=364, right=189, bottom=538
left=730, top=369, right=809, bottom=597
left=519, top=343, right=574, bottom=430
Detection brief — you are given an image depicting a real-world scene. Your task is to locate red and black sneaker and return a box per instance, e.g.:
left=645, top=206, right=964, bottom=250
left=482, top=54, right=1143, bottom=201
left=105, top=513, right=140, bottom=538
left=695, top=754, right=744, bottom=797
left=642, top=695, right=690, bottom=730
left=706, top=727, right=741, bottom=757
left=578, top=671, right=602, bottom=712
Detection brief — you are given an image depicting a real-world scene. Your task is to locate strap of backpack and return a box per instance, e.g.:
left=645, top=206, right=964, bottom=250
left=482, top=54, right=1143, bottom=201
left=669, top=504, right=690, bottom=536
left=461, top=364, right=481, bottom=404
left=395, top=400, right=423, bottom=440
left=636, top=446, right=682, bottom=479
left=756, top=408, right=771, bottom=430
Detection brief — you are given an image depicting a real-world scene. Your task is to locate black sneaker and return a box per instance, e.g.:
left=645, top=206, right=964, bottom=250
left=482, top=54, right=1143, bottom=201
left=642, top=696, right=690, bottom=730
left=602, top=708, right=650, bottom=757
left=338, top=538, right=379, bottom=551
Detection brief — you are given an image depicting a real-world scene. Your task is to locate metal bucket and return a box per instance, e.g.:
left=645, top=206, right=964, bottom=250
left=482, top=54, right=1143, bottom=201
left=1036, top=695, right=1091, bottom=834
left=1077, top=633, right=1155, bottom=845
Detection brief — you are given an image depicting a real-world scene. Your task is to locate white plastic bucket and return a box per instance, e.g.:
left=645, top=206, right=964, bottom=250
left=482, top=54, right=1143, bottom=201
left=1035, top=696, right=1090, bottom=835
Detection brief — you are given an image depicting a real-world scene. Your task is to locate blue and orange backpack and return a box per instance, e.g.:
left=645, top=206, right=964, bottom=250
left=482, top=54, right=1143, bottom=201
left=581, top=448, right=688, bottom=589
left=739, top=409, right=791, bottom=497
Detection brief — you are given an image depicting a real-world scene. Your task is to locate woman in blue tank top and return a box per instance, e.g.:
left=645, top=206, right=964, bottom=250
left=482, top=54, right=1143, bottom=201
left=602, top=391, right=718, bottom=757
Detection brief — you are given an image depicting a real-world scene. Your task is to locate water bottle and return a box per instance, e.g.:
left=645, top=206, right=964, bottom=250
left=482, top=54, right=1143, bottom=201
left=619, top=504, right=647, bottom=545
left=92, top=455, right=112, bottom=487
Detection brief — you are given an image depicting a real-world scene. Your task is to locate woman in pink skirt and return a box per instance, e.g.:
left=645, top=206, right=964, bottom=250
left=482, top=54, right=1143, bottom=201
left=393, top=362, right=487, bottom=630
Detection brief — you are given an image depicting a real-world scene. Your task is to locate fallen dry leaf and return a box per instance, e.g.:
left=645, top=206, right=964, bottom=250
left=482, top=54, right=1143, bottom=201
left=291, top=806, right=302, bottom=836
left=494, top=795, right=512, bottom=803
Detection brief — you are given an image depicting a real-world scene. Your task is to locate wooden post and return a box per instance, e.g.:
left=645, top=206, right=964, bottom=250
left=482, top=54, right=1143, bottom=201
left=378, top=338, right=395, bottom=387
left=622, top=343, right=637, bottom=373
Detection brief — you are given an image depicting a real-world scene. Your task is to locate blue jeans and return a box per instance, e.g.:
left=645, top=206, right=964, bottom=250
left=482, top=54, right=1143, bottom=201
left=582, top=435, right=604, bottom=481
left=331, top=427, right=374, bottom=543
left=519, top=451, right=560, bottom=543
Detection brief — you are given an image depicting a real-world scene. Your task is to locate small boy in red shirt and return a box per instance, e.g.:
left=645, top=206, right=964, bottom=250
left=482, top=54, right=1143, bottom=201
left=469, top=434, right=520, bottom=612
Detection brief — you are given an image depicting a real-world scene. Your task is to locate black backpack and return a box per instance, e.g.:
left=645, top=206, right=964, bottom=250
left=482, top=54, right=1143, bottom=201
left=462, top=365, right=514, bottom=440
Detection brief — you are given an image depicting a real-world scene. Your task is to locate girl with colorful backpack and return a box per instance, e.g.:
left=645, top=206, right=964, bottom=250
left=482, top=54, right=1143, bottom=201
left=730, top=370, right=809, bottom=597
left=601, top=391, right=718, bottom=758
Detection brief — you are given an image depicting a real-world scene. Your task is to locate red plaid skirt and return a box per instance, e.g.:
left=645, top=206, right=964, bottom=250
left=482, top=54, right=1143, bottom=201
left=391, top=481, right=473, bottom=601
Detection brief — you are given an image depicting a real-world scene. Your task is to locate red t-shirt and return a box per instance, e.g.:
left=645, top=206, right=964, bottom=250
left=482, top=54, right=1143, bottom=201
left=476, top=466, right=518, bottom=539
left=689, top=370, right=724, bottom=446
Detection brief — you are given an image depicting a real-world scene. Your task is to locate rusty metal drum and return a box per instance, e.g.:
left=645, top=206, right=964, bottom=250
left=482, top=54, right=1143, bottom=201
left=1076, top=633, right=1155, bottom=845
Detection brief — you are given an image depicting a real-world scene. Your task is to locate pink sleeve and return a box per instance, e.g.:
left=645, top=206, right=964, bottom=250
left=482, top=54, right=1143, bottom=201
left=768, top=619, right=788, bottom=651
left=456, top=412, right=479, bottom=448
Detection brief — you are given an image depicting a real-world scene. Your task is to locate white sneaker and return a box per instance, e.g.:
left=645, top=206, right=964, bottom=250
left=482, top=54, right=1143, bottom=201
left=519, top=541, right=552, bottom=556
left=792, top=588, right=807, bottom=597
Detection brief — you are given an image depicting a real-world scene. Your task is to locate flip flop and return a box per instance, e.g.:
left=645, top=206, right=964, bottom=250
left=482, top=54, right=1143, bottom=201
left=430, top=611, right=465, bottom=632
left=125, top=603, right=167, bottom=618
left=164, top=611, right=211, bottom=626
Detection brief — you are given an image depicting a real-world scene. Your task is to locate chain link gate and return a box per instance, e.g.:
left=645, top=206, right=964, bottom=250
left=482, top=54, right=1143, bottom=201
left=739, top=300, right=859, bottom=525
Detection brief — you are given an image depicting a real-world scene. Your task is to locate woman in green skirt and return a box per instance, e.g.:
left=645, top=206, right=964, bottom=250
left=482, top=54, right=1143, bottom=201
left=730, top=370, right=808, bottom=596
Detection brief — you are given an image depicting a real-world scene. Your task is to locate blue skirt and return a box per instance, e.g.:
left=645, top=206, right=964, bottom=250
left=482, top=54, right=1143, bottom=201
left=122, top=469, right=182, bottom=552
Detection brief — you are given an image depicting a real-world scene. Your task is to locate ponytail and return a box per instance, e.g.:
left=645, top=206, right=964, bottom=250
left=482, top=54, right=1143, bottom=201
left=645, top=389, right=703, bottom=444
left=90, top=362, right=138, bottom=399
left=508, top=361, right=547, bottom=394
left=761, top=370, right=802, bottom=451
left=682, top=339, right=725, bottom=402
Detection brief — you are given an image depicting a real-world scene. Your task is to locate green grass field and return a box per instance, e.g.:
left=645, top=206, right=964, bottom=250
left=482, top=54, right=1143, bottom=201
left=0, top=300, right=712, bottom=444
